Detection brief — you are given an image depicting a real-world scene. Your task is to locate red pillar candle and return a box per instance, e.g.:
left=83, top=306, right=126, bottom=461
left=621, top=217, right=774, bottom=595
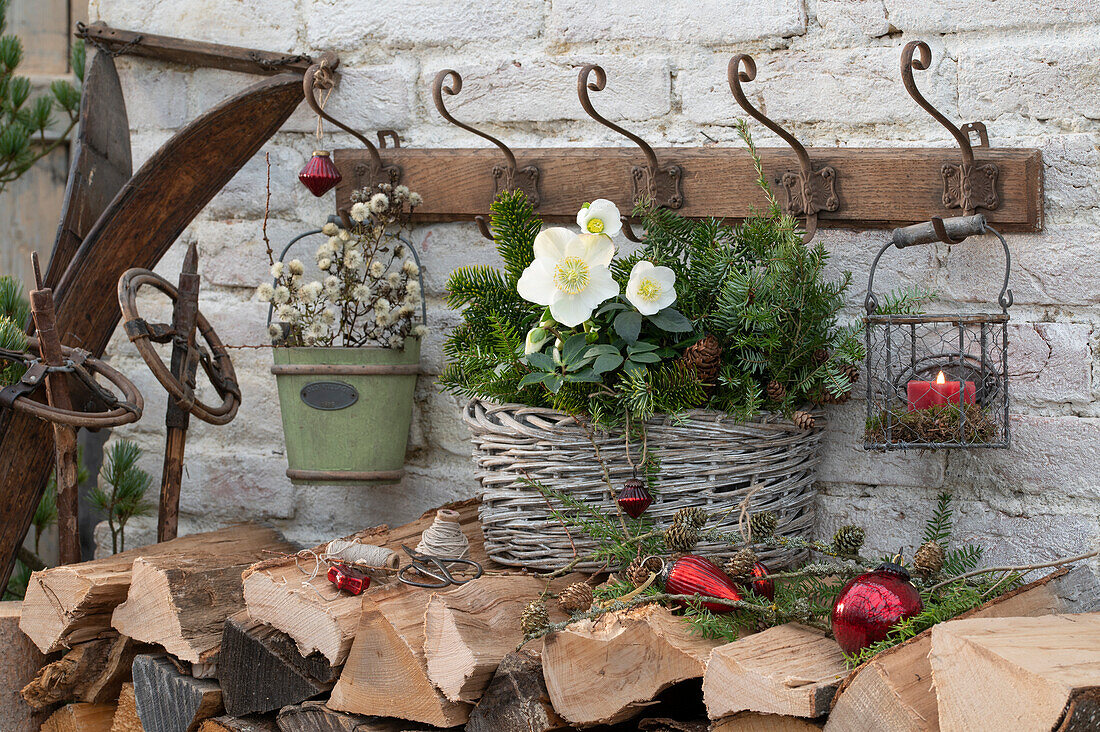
left=906, top=371, right=975, bottom=412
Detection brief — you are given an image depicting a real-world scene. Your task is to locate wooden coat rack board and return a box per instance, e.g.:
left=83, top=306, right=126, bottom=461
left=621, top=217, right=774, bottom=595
left=326, top=48, right=1043, bottom=237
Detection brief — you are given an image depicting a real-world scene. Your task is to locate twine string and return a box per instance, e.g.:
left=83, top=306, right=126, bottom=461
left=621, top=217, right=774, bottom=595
left=416, top=509, right=470, bottom=559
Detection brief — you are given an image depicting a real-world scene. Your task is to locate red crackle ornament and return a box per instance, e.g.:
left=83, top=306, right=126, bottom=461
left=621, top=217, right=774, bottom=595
left=616, top=476, right=652, bottom=519
left=736, top=560, right=775, bottom=601
left=299, top=150, right=342, bottom=196
left=831, top=562, right=922, bottom=654
left=327, top=563, right=370, bottom=595
left=663, top=554, right=743, bottom=613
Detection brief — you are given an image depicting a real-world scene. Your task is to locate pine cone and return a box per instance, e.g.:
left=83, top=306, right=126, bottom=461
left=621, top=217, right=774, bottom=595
left=557, top=582, right=594, bottom=614
left=626, top=556, right=660, bottom=587
left=766, top=379, right=787, bottom=402
left=793, top=410, right=815, bottom=430
left=831, top=525, right=866, bottom=556
left=816, top=387, right=852, bottom=405
left=749, top=511, right=778, bottom=541
left=680, top=335, right=722, bottom=385
left=672, top=506, right=708, bottom=529
left=520, top=600, right=550, bottom=638
left=813, top=348, right=830, bottom=365
left=724, top=548, right=757, bottom=579
left=664, top=523, right=699, bottom=553
left=841, top=362, right=860, bottom=385
left=913, top=541, right=945, bottom=576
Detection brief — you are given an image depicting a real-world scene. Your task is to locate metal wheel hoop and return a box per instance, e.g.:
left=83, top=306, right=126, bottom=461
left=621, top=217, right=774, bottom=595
left=118, top=268, right=240, bottom=425
left=4, top=338, right=144, bottom=428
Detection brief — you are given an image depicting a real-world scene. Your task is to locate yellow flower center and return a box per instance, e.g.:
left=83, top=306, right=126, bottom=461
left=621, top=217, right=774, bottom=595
left=586, top=218, right=605, bottom=234
left=554, top=256, right=590, bottom=295
left=637, top=277, right=662, bottom=302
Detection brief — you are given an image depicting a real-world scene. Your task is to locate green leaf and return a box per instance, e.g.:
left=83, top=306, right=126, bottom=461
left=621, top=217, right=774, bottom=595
left=561, top=332, right=588, bottom=364
left=647, top=307, right=693, bottom=332
left=629, top=351, right=660, bottom=364
left=518, top=372, right=550, bottom=388
left=525, top=351, right=555, bottom=372
left=623, top=359, right=647, bottom=376
left=592, top=353, right=624, bottom=375
left=545, top=374, right=564, bottom=393
left=596, top=301, right=628, bottom=316
left=627, top=341, right=658, bottom=353
left=565, top=367, right=602, bottom=383
left=614, top=310, right=642, bottom=343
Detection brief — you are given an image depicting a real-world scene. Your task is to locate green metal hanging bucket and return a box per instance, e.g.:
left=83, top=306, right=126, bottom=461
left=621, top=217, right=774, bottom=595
left=271, top=338, right=420, bottom=485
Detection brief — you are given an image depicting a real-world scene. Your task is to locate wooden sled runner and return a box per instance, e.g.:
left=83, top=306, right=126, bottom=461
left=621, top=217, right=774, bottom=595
left=0, top=37, right=306, bottom=587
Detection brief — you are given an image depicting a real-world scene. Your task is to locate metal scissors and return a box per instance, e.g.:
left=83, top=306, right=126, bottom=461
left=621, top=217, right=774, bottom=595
left=396, top=544, right=484, bottom=589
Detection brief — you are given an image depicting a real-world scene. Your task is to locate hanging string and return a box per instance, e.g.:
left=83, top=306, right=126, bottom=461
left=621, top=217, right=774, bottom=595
left=313, top=58, right=334, bottom=145
left=416, top=509, right=470, bottom=558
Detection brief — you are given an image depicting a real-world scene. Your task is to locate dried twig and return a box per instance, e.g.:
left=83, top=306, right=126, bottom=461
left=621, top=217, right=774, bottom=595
left=927, top=550, right=1100, bottom=594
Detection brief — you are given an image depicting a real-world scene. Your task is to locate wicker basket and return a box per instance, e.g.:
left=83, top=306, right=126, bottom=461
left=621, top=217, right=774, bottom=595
left=464, top=399, right=826, bottom=571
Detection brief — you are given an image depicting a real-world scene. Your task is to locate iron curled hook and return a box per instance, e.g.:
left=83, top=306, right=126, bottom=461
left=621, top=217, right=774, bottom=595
left=901, top=41, right=973, bottom=167
left=303, top=52, right=387, bottom=175
left=474, top=215, right=494, bottom=241
left=432, top=69, right=518, bottom=173
left=620, top=217, right=644, bottom=243
left=727, top=53, right=838, bottom=243
left=577, top=63, right=660, bottom=174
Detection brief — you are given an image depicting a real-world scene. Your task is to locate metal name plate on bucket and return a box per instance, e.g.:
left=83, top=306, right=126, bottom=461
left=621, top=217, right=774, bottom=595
left=300, top=381, right=359, bottom=411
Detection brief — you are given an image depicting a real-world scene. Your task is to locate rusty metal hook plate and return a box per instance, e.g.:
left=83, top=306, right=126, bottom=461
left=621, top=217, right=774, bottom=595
left=901, top=41, right=998, bottom=215
left=577, top=64, right=683, bottom=210
left=727, top=53, right=838, bottom=243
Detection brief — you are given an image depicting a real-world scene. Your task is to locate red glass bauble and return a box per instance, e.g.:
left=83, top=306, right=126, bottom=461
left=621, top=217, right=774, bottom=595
left=617, top=478, right=652, bottom=519
left=736, top=560, right=775, bottom=601
left=299, top=150, right=342, bottom=196
left=831, top=563, right=923, bottom=654
left=664, top=555, right=743, bottom=613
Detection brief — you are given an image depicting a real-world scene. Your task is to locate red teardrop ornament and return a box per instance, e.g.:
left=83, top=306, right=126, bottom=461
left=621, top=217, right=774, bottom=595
left=831, top=563, right=923, bottom=654
left=299, top=150, right=342, bottom=197
left=617, top=478, right=652, bottom=519
left=736, top=560, right=775, bottom=601
left=664, top=554, right=743, bottom=613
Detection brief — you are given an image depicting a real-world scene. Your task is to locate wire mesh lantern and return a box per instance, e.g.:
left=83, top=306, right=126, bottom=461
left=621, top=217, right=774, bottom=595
left=864, top=215, right=1011, bottom=450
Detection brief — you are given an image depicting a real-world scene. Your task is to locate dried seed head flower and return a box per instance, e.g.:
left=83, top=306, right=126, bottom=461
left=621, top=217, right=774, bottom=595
left=409, top=192, right=423, bottom=207
left=300, top=281, right=323, bottom=302
left=394, top=185, right=410, bottom=200
left=369, top=193, right=389, bottom=213
left=395, top=244, right=406, bottom=257
left=412, top=324, right=428, bottom=338
left=324, top=275, right=341, bottom=296
left=376, top=298, right=391, bottom=314
left=352, top=284, right=371, bottom=302
left=369, top=261, right=385, bottom=279
left=275, top=305, right=297, bottom=322
left=321, top=222, right=338, bottom=236
left=288, top=259, right=305, bottom=276
left=338, top=229, right=351, bottom=242
left=344, top=250, right=364, bottom=269
left=406, top=280, right=420, bottom=299
left=267, top=323, right=283, bottom=339
left=256, top=283, right=275, bottom=302
left=402, top=260, right=420, bottom=277
left=317, top=257, right=332, bottom=270
left=350, top=202, right=369, bottom=222
left=325, top=237, right=341, bottom=253
left=387, top=272, right=401, bottom=287
left=321, top=309, right=336, bottom=325
left=273, top=286, right=291, bottom=305
left=270, top=262, right=284, bottom=278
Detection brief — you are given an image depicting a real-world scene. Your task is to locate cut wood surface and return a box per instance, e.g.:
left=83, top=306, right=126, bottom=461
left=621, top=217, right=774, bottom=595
left=41, top=703, right=118, bottom=732
left=110, top=683, right=143, bottom=732
left=0, top=601, right=47, bottom=732
left=930, top=613, right=1100, bottom=732
left=465, top=650, right=568, bottom=732
left=219, top=617, right=333, bottom=716
left=703, top=623, right=848, bottom=719
left=132, top=655, right=224, bottom=732
left=198, top=715, right=277, bottom=732
left=21, top=525, right=289, bottom=654
left=826, top=565, right=1100, bottom=732
left=712, top=712, right=824, bottom=731
left=111, top=530, right=295, bottom=664
left=274, top=701, right=420, bottom=732
left=541, top=603, right=720, bottom=727
left=424, top=573, right=577, bottom=703
left=326, top=580, right=472, bottom=727
left=243, top=499, right=496, bottom=667
left=21, top=633, right=139, bottom=710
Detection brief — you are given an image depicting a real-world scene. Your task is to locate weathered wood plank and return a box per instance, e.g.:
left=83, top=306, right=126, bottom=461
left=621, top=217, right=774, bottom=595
left=0, top=71, right=304, bottom=592
left=21, top=633, right=139, bottom=710
left=465, top=650, right=568, bottom=732
left=132, top=655, right=223, bottom=732
left=334, top=146, right=1044, bottom=232
left=0, top=601, right=47, bottom=732
left=41, top=702, right=118, bottom=732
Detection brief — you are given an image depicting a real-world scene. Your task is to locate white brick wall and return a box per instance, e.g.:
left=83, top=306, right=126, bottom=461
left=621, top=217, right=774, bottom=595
left=88, top=0, right=1100, bottom=564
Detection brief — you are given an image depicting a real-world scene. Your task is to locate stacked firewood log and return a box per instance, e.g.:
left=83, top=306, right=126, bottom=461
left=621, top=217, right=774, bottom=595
left=4, top=499, right=1100, bottom=731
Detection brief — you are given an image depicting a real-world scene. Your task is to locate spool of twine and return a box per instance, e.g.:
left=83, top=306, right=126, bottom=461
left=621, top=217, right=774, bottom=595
left=416, top=508, right=470, bottom=559
left=323, top=539, right=400, bottom=570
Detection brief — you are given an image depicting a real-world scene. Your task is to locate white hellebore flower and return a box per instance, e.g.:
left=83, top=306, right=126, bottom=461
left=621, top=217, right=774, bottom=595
left=625, top=260, right=677, bottom=315
left=576, top=199, right=623, bottom=238
left=524, top=327, right=551, bottom=355
left=516, top=227, right=619, bottom=327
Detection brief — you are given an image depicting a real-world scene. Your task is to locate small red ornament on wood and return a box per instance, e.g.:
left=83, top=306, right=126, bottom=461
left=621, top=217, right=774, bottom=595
left=831, top=562, right=922, bottom=654
left=663, top=554, right=743, bottom=613
left=299, top=150, right=342, bottom=196
left=617, top=477, right=652, bottom=519
left=736, top=560, right=775, bottom=601
left=327, top=563, right=370, bottom=595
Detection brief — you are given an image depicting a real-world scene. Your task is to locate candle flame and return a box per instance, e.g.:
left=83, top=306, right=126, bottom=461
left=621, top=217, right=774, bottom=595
left=936, top=371, right=946, bottom=384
